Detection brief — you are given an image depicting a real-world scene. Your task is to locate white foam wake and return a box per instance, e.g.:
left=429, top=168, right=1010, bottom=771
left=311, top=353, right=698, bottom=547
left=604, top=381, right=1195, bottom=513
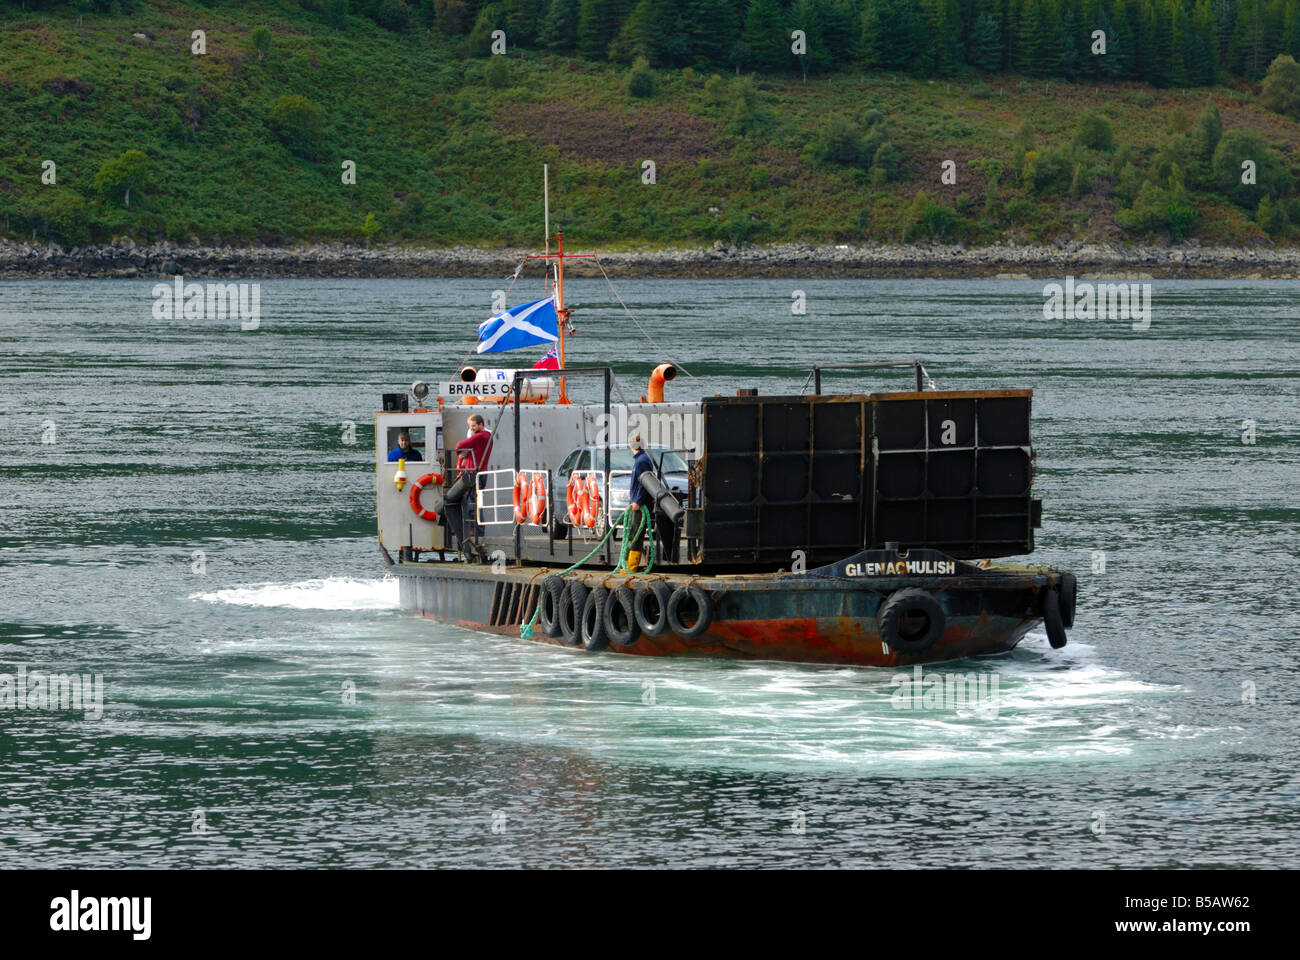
left=190, top=577, right=399, bottom=610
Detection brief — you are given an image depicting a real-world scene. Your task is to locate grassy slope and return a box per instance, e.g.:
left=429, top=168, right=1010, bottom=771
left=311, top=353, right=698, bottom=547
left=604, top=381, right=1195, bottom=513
left=0, top=1, right=1296, bottom=248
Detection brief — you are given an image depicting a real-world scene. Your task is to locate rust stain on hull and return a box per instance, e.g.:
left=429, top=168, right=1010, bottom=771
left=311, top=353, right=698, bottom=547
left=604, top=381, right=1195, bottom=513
left=416, top=608, right=1033, bottom=667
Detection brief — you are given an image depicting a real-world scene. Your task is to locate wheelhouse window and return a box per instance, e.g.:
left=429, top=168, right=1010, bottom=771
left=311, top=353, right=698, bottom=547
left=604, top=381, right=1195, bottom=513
left=386, top=425, right=427, bottom=461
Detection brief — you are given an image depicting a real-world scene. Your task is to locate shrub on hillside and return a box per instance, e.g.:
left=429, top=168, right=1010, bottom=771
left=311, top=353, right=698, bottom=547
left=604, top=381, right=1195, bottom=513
left=1261, top=54, right=1300, bottom=119
left=1152, top=103, right=1222, bottom=188
left=1116, top=165, right=1196, bottom=240
left=93, top=150, right=150, bottom=208
left=808, top=118, right=862, bottom=166
left=902, top=191, right=967, bottom=242
left=1073, top=111, right=1114, bottom=151
left=1011, top=120, right=1035, bottom=178
left=484, top=55, right=510, bottom=88
left=1211, top=130, right=1293, bottom=207
left=1256, top=195, right=1288, bottom=235
left=268, top=95, right=326, bottom=158
left=702, top=73, right=728, bottom=104
left=250, top=27, right=272, bottom=62
left=461, top=5, right=501, bottom=57
left=626, top=57, right=655, bottom=98
left=724, top=76, right=762, bottom=134
left=806, top=116, right=902, bottom=183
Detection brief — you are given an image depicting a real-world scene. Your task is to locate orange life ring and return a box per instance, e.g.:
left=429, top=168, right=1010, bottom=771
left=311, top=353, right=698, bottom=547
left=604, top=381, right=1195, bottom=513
left=582, top=474, right=601, bottom=529
left=527, top=472, right=546, bottom=525
left=409, top=472, right=444, bottom=522
left=565, top=474, right=583, bottom=526
left=512, top=471, right=528, bottom=524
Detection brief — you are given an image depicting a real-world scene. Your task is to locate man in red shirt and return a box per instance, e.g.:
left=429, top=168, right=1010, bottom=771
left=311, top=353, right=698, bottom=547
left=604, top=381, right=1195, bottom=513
left=445, top=413, right=492, bottom=558
left=455, top=413, right=492, bottom=474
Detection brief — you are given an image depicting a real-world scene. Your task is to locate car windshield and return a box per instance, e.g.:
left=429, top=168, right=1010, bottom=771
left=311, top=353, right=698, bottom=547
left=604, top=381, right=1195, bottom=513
left=591, top=447, right=688, bottom=472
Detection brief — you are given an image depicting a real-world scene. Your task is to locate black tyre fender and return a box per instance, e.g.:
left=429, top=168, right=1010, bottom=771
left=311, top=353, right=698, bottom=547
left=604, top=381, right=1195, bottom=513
left=878, top=587, right=946, bottom=655
left=581, top=586, right=610, bottom=651
left=1058, top=572, right=1077, bottom=629
left=559, top=580, right=588, bottom=647
left=604, top=585, right=640, bottom=647
left=1042, top=586, right=1068, bottom=649
left=667, top=584, right=713, bottom=640
left=634, top=582, right=672, bottom=637
left=539, top=576, right=565, bottom=639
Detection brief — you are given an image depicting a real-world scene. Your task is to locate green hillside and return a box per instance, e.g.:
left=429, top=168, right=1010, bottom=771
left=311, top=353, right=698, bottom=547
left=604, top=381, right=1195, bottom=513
left=4, top=0, right=1300, bottom=248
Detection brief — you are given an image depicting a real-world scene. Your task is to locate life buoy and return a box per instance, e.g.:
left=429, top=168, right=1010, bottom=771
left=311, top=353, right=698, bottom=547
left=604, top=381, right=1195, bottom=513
left=582, top=474, right=601, bottom=529
left=565, top=474, right=583, bottom=526
left=878, top=588, right=945, bottom=655
left=527, top=472, right=547, bottom=525
left=512, top=471, right=528, bottom=524
left=667, top=584, right=712, bottom=639
left=408, top=472, right=444, bottom=522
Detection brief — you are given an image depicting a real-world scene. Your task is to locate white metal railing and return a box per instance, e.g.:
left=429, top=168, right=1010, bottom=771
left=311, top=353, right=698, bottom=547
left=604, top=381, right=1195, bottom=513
left=607, top=469, right=634, bottom=525
left=557, top=469, right=638, bottom=531
left=476, top=469, right=551, bottom=526
left=476, top=469, right=516, bottom=526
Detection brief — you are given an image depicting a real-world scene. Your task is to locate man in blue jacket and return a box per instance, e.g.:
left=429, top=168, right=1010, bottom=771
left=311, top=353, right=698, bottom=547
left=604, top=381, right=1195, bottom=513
left=387, top=429, right=423, bottom=462
left=625, top=434, right=654, bottom=572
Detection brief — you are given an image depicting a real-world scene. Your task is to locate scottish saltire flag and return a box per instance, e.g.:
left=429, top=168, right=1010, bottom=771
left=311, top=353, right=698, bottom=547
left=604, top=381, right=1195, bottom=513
left=531, top=345, right=560, bottom=369
left=476, top=296, right=558, bottom=354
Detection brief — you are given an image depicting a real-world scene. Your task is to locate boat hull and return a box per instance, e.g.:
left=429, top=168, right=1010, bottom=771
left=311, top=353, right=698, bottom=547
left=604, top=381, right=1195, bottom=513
left=387, top=552, right=1055, bottom=667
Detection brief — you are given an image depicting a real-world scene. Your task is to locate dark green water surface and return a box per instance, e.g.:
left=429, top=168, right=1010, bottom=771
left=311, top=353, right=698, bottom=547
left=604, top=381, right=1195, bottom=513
left=1, top=278, right=1296, bottom=867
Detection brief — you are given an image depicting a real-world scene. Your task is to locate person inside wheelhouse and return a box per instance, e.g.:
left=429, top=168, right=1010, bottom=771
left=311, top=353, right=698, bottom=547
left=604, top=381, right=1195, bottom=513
left=387, top=428, right=424, bottom=461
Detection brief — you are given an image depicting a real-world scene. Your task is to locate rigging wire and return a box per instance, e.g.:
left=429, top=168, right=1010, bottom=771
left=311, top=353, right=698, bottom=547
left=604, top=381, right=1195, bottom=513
left=593, top=255, right=697, bottom=380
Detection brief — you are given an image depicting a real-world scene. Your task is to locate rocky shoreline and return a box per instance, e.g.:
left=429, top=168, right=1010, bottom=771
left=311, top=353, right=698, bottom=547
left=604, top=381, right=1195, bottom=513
left=5, top=238, right=1300, bottom=279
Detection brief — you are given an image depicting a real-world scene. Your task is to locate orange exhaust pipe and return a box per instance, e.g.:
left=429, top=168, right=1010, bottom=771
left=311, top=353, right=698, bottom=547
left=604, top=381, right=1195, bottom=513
left=647, top=363, right=676, bottom=403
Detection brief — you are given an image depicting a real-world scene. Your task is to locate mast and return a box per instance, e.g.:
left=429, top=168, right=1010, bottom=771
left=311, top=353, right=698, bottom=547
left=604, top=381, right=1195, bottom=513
left=556, top=230, right=565, bottom=374
left=525, top=166, right=593, bottom=405
left=545, top=164, right=568, bottom=404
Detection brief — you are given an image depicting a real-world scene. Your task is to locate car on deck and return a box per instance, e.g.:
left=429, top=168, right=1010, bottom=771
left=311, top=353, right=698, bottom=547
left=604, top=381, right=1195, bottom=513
left=554, top=443, right=690, bottom=520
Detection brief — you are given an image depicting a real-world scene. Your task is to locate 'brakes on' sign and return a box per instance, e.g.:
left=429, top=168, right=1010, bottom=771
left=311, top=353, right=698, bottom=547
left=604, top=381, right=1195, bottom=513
left=441, top=381, right=513, bottom=398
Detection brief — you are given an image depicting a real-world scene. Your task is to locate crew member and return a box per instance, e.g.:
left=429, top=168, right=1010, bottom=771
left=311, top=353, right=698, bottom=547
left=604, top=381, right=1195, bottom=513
left=444, top=414, right=493, bottom=557
left=625, top=433, right=654, bottom=572
left=455, top=413, right=492, bottom=474
left=387, top=429, right=423, bottom=462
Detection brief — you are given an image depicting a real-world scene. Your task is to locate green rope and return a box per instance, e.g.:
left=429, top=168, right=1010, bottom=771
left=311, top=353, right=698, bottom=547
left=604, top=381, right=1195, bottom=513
left=519, top=506, right=646, bottom=638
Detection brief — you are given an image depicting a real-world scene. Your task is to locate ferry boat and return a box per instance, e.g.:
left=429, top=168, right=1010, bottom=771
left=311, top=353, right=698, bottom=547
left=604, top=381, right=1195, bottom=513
left=372, top=183, right=1077, bottom=667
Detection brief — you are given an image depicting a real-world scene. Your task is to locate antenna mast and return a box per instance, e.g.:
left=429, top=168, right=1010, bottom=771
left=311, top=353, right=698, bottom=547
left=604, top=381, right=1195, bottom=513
left=525, top=165, right=594, bottom=404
